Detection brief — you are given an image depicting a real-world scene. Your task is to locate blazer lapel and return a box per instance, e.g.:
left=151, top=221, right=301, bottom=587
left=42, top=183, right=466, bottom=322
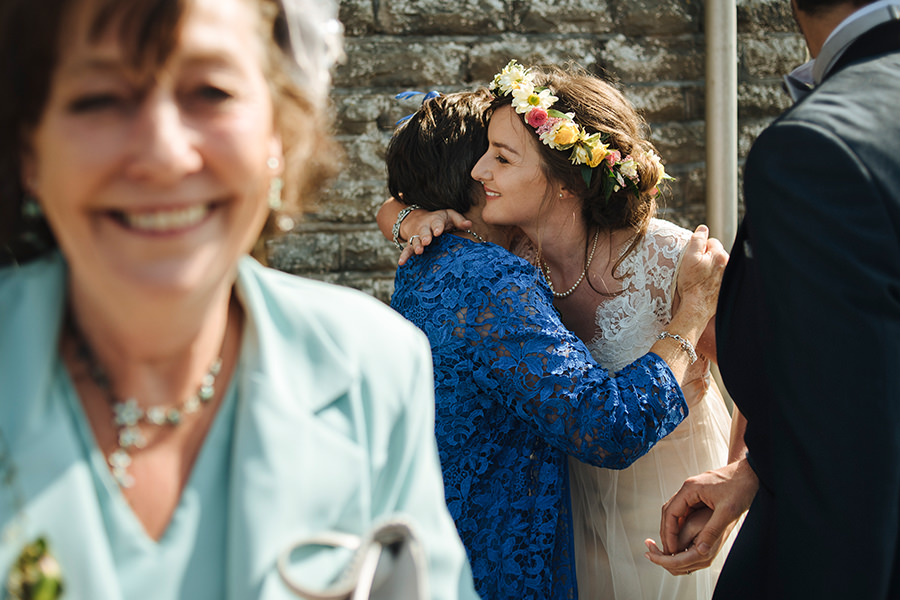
left=225, top=259, right=370, bottom=600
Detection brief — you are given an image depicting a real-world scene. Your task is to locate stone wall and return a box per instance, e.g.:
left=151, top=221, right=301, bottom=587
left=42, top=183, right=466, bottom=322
left=266, top=0, right=806, bottom=303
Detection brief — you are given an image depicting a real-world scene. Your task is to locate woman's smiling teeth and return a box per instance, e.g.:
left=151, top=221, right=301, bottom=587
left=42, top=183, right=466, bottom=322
left=119, top=204, right=210, bottom=233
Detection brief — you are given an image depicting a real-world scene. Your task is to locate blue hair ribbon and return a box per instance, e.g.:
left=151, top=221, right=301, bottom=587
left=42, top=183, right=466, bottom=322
left=394, top=90, right=442, bottom=125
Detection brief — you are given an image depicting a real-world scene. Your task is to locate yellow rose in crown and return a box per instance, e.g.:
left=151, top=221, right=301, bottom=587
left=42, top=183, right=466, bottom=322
left=571, top=134, right=608, bottom=168
left=550, top=120, right=581, bottom=148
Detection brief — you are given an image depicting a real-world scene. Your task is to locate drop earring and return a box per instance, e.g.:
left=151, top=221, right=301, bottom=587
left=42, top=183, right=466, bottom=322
left=265, top=157, right=292, bottom=231
left=267, top=176, right=284, bottom=211
left=21, top=195, right=42, bottom=220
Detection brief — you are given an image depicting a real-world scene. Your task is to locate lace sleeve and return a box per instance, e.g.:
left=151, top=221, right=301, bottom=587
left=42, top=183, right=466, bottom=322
left=395, top=240, right=688, bottom=469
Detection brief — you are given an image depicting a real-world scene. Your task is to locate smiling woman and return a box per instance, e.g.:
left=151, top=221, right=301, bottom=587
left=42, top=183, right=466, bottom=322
left=0, top=1, right=479, bottom=599
left=23, top=0, right=280, bottom=300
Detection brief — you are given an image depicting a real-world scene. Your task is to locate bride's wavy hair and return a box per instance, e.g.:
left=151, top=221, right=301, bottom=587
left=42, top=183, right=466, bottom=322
left=488, top=65, right=665, bottom=283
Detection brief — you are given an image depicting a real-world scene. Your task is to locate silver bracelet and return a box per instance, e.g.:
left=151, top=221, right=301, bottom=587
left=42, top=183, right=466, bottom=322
left=656, top=331, right=698, bottom=365
left=392, top=204, right=421, bottom=249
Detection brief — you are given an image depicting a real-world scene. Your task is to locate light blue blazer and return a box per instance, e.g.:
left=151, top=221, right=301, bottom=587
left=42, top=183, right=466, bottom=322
left=0, top=253, right=478, bottom=600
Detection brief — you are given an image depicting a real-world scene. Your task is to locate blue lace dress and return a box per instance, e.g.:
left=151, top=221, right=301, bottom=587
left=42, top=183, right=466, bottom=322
left=390, top=235, right=688, bottom=600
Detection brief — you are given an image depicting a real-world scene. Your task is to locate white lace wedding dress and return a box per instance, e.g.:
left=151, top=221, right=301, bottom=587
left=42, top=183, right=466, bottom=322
left=569, top=219, right=737, bottom=600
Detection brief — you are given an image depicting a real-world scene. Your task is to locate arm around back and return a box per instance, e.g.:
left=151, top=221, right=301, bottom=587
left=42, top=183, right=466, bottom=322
left=393, top=240, right=689, bottom=469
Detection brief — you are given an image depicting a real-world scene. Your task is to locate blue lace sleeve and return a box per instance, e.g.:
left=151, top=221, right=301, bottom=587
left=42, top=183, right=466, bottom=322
left=393, top=238, right=686, bottom=469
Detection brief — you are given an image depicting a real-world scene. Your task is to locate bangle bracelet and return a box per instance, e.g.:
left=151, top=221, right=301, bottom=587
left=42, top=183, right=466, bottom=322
left=392, top=204, right=422, bottom=250
left=656, top=331, right=698, bottom=365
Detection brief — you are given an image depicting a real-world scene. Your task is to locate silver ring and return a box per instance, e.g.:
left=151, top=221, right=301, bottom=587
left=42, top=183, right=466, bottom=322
left=408, top=235, right=421, bottom=244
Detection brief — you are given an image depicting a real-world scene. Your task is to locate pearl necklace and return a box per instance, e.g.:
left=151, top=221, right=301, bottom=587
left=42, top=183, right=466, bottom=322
left=465, top=229, right=486, bottom=243
left=540, top=230, right=599, bottom=298
left=70, top=321, right=224, bottom=489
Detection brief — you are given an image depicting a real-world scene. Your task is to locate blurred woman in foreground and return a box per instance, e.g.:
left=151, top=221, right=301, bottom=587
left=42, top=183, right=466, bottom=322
left=0, top=0, right=477, bottom=598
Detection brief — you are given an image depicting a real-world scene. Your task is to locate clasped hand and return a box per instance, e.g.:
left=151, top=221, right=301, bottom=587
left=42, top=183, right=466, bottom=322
left=644, top=456, right=758, bottom=576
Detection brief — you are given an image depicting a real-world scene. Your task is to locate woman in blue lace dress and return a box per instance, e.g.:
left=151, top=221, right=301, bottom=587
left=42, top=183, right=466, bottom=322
left=382, top=90, right=726, bottom=599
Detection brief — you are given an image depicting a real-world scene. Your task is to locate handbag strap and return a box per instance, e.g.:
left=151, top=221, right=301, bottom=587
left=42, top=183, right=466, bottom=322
left=277, top=519, right=427, bottom=600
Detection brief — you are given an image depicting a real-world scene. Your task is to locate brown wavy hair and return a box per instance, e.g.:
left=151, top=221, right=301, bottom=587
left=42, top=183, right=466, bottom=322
left=488, top=64, right=665, bottom=284
left=0, top=0, right=337, bottom=265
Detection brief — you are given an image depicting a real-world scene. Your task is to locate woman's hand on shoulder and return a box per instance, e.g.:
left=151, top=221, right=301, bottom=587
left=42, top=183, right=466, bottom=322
left=398, top=209, right=472, bottom=266
left=674, top=225, right=728, bottom=326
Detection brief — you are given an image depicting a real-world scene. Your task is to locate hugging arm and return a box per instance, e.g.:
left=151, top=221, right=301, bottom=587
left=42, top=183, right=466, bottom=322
left=435, top=243, right=727, bottom=468
left=391, top=225, right=725, bottom=467
left=375, top=199, right=470, bottom=265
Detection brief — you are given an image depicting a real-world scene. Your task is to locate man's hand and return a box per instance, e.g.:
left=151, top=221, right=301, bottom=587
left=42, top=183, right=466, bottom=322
left=644, top=456, right=758, bottom=575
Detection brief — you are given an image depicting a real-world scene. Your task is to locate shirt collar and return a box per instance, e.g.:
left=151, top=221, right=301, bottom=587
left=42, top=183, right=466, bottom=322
left=783, top=0, right=900, bottom=102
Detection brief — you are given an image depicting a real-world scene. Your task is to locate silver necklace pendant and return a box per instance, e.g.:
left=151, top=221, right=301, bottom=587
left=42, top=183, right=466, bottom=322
left=101, top=357, right=223, bottom=488
left=69, top=316, right=224, bottom=489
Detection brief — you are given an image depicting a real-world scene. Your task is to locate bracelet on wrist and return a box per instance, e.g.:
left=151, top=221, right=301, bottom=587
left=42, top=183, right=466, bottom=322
left=392, top=204, right=422, bottom=250
left=656, top=331, right=698, bottom=365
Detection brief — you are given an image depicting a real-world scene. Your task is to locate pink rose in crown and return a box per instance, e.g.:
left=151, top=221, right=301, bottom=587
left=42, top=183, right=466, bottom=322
left=526, top=107, right=549, bottom=128
left=606, top=149, right=621, bottom=166
left=535, top=117, right=561, bottom=136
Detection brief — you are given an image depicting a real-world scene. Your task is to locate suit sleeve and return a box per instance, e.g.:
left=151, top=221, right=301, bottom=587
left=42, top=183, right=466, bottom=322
left=745, top=119, right=900, bottom=598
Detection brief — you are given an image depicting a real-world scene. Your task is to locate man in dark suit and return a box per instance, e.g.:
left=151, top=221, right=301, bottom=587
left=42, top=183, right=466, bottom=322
left=646, top=0, right=900, bottom=597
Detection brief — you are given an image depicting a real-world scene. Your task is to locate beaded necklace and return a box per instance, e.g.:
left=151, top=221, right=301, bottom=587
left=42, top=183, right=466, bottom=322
left=465, top=230, right=486, bottom=243
left=69, top=320, right=224, bottom=488
left=540, top=230, right=599, bottom=298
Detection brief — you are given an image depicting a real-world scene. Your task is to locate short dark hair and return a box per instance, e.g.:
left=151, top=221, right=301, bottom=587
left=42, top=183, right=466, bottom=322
left=794, top=0, right=877, bottom=15
left=385, top=89, right=491, bottom=214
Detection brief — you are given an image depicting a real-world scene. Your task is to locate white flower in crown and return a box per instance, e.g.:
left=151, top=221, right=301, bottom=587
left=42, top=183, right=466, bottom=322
left=491, top=60, right=532, bottom=95
left=619, top=155, right=639, bottom=182
left=511, top=83, right=558, bottom=116
left=647, top=150, right=674, bottom=181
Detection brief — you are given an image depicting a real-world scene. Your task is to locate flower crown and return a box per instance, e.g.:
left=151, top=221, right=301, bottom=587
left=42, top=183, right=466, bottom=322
left=489, top=60, right=669, bottom=201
